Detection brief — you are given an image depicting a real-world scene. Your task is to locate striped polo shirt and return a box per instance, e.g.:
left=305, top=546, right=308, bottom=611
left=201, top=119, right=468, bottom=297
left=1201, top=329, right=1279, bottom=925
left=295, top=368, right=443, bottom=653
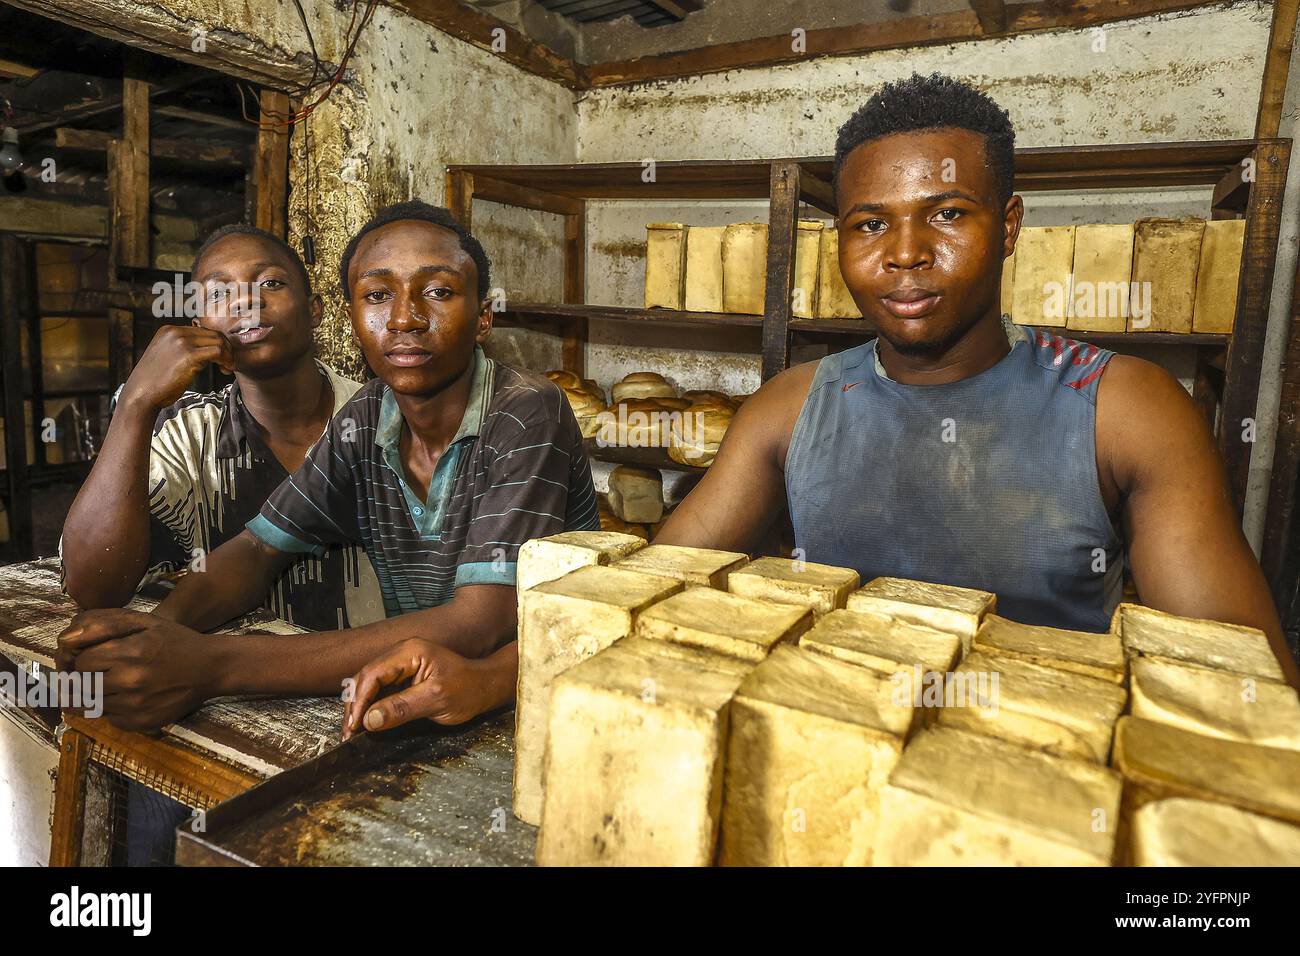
left=246, top=348, right=600, bottom=616
left=58, top=361, right=385, bottom=631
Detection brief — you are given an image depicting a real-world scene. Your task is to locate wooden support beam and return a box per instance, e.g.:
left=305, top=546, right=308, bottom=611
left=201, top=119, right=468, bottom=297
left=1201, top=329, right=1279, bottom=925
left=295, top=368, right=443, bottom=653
left=446, top=170, right=474, bottom=230
left=798, top=168, right=837, bottom=215
left=970, top=0, right=1008, bottom=34
left=253, top=90, right=291, bottom=239
left=1212, top=161, right=1252, bottom=213
left=643, top=0, right=702, bottom=19
left=561, top=208, right=587, bottom=378
left=153, top=104, right=253, bottom=133
left=0, top=236, right=34, bottom=560
left=1218, top=140, right=1291, bottom=512
left=762, top=162, right=800, bottom=382
left=105, top=62, right=150, bottom=386
left=1255, top=0, right=1300, bottom=139
left=387, top=0, right=587, bottom=88
left=54, top=127, right=250, bottom=168
left=471, top=174, right=584, bottom=217
left=49, top=727, right=91, bottom=867
left=586, top=0, right=1220, bottom=88
left=0, top=58, right=39, bottom=79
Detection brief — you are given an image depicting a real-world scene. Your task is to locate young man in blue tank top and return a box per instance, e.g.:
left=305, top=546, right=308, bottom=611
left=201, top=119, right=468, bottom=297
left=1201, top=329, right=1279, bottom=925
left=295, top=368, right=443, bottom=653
left=656, top=73, right=1298, bottom=688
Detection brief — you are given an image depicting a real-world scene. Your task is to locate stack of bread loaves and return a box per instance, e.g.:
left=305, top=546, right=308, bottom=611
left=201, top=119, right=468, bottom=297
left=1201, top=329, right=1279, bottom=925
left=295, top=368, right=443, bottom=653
left=546, top=370, right=605, bottom=439
left=512, top=534, right=1300, bottom=867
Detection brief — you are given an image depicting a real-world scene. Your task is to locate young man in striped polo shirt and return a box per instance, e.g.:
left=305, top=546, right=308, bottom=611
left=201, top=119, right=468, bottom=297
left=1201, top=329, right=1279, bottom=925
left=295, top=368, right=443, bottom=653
left=58, top=201, right=600, bottom=732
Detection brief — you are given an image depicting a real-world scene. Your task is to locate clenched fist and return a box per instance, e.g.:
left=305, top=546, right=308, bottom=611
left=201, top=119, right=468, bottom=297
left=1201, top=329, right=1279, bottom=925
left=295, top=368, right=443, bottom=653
left=117, top=325, right=236, bottom=414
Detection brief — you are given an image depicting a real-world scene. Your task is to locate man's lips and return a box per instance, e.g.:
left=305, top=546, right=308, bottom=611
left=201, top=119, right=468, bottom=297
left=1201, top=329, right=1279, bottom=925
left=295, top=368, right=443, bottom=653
left=385, top=347, right=434, bottom=367
left=881, top=289, right=942, bottom=319
left=230, top=324, right=272, bottom=345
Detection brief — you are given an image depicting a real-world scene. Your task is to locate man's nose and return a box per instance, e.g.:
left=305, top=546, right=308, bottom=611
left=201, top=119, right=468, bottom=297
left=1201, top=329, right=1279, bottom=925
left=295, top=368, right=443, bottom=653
left=884, top=222, right=933, bottom=270
left=387, top=292, right=430, bottom=331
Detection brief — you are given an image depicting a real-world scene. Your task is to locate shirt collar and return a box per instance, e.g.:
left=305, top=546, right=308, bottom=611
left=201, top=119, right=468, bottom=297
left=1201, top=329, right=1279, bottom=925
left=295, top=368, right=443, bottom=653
left=215, top=360, right=347, bottom=461
left=375, top=346, right=493, bottom=452
left=872, top=313, right=1027, bottom=382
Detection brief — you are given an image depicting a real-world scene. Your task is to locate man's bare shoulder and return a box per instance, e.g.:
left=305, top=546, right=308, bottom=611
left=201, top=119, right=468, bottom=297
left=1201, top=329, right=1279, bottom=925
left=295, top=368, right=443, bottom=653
left=732, top=359, right=820, bottom=465
left=1096, top=353, right=1217, bottom=490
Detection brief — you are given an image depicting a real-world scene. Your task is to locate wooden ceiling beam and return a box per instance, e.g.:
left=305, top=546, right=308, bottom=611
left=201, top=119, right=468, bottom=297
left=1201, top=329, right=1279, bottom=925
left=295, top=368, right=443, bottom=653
left=53, top=127, right=250, bottom=168
left=969, top=0, right=1008, bottom=35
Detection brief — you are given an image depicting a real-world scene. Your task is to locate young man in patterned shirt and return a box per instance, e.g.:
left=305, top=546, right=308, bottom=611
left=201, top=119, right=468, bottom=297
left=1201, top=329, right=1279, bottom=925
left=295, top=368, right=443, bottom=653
left=58, top=202, right=600, bottom=732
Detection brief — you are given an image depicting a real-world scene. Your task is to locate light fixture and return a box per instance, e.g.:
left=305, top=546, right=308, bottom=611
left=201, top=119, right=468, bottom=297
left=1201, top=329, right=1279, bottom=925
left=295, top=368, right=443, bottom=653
left=0, top=127, right=22, bottom=172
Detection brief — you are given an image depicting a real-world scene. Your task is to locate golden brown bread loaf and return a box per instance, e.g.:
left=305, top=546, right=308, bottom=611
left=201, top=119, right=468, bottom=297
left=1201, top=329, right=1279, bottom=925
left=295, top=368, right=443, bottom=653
left=606, top=465, right=664, bottom=524
left=682, top=389, right=736, bottom=409
left=668, top=401, right=734, bottom=466
left=612, top=371, right=677, bottom=403
left=560, top=387, right=605, bottom=439
left=599, top=399, right=674, bottom=448
left=545, top=369, right=583, bottom=390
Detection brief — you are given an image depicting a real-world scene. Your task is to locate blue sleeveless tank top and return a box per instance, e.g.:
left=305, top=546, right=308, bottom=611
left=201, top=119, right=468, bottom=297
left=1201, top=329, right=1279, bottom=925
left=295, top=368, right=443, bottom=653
left=785, top=320, right=1123, bottom=633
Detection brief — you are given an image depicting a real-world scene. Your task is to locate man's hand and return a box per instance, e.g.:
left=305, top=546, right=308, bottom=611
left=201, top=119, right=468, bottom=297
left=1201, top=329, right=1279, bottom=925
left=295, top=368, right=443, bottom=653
left=57, top=609, right=217, bottom=732
left=117, top=325, right=235, bottom=414
left=343, top=638, right=505, bottom=740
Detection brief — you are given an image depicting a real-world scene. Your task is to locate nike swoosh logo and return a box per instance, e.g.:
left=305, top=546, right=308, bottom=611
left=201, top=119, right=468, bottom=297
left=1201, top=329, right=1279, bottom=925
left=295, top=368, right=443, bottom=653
left=842, top=382, right=862, bottom=392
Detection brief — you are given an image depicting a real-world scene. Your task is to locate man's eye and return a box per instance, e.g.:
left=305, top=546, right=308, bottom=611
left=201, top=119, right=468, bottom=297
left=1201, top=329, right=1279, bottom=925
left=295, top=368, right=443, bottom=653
left=208, top=289, right=226, bottom=301
left=260, top=279, right=285, bottom=290
left=364, top=290, right=389, bottom=303
left=859, top=219, right=886, bottom=232
left=936, top=208, right=965, bottom=222
left=428, top=287, right=453, bottom=299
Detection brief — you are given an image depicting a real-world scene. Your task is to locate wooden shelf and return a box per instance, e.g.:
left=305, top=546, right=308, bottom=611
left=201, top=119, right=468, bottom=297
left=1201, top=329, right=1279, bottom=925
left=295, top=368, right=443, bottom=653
left=499, top=303, right=1228, bottom=349
left=583, top=438, right=707, bottom=474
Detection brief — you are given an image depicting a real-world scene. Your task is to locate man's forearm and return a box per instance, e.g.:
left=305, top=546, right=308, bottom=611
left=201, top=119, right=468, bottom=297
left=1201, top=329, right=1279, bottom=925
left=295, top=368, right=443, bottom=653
left=470, top=640, right=519, bottom=713
left=61, top=400, right=157, bottom=607
left=154, top=531, right=289, bottom=631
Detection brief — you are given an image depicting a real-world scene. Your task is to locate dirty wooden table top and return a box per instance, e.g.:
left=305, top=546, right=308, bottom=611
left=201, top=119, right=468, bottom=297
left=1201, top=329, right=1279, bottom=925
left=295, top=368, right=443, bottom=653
left=1, top=558, right=537, bottom=865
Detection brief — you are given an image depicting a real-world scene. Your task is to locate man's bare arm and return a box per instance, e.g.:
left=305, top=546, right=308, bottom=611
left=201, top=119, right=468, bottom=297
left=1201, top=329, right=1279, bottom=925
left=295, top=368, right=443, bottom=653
left=1098, top=356, right=1299, bottom=688
left=654, top=362, right=816, bottom=551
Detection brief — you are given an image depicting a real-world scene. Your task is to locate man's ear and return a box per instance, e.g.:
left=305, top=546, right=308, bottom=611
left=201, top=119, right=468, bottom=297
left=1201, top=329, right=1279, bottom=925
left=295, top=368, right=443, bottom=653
left=309, top=293, right=324, bottom=330
left=475, top=298, right=494, bottom=345
left=1003, top=194, right=1024, bottom=259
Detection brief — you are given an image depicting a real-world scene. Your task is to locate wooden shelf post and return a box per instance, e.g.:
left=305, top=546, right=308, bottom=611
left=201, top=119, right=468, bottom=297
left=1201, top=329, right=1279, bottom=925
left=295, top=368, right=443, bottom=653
left=762, top=161, right=801, bottom=381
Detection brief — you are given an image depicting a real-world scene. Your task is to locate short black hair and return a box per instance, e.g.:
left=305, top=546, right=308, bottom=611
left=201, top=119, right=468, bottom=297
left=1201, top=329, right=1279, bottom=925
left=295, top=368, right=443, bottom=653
left=338, top=200, right=491, bottom=301
left=833, top=73, right=1016, bottom=206
left=192, top=223, right=312, bottom=292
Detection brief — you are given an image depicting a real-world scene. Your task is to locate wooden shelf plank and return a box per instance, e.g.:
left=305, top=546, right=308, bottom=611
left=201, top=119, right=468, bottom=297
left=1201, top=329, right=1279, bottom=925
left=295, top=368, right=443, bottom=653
left=501, top=303, right=762, bottom=330
left=583, top=438, right=707, bottom=474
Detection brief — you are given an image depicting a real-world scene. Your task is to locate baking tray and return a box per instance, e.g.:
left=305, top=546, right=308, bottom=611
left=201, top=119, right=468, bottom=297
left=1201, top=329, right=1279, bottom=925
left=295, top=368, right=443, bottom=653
left=174, top=709, right=536, bottom=866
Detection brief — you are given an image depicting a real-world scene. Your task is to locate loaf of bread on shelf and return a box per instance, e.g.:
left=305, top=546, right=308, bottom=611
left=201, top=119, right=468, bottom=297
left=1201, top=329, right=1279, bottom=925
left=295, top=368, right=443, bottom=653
left=873, top=726, right=1123, bottom=866
left=791, top=220, right=824, bottom=320
left=1113, top=716, right=1300, bottom=825
left=545, top=369, right=583, bottom=390
left=936, top=651, right=1128, bottom=764
left=720, top=644, right=916, bottom=866
left=846, top=577, right=995, bottom=653
left=1129, top=655, right=1300, bottom=750
left=668, top=401, right=734, bottom=467
left=614, top=541, right=748, bottom=589
left=635, top=586, right=812, bottom=662
left=1193, top=218, right=1246, bottom=334
left=973, top=614, right=1125, bottom=684
left=580, top=378, right=605, bottom=403
left=682, top=389, right=736, bottom=408
left=597, top=497, right=650, bottom=540
left=1011, top=225, right=1075, bottom=327
left=644, top=222, right=688, bottom=310
left=1112, top=602, right=1286, bottom=683
left=611, top=370, right=677, bottom=403
left=606, top=465, right=664, bottom=524
left=721, top=222, right=768, bottom=315
left=654, top=396, right=691, bottom=411
left=1130, top=217, right=1205, bottom=333
left=816, top=228, right=860, bottom=319
left=1130, top=798, right=1300, bottom=867
left=727, top=555, right=859, bottom=620
left=685, top=225, right=726, bottom=313
left=560, top=387, right=605, bottom=439
left=515, top=565, right=682, bottom=825
left=536, top=637, right=752, bottom=866
left=1066, top=223, right=1134, bottom=333
left=598, top=398, right=674, bottom=448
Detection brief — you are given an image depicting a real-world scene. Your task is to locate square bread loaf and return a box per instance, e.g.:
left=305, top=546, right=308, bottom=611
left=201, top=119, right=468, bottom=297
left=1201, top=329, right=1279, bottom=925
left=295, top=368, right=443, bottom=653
left=1113, top=603, right=1285, bottom=683
left=536, top=637, right=752, bottom=866
left=635, top=587, right=812, bottom=663
left=514, top=565, right=682, bottom=825
left=1130, top=798, right=1300, bottom=867
left=847, top=577, right=995, bottom=653
left=516, top=531, right=647, bottom=593
left=1113, top=716, right=1300, bottom=826
left=720, top=645, right=916, bottom=866
left=613, top=542, right=748, bottom=589
left=936, top=651, right=1127, bottom=763
left=727, top=556, right=859, bottom=619
left=799, top=608, right=962, bottom=678
left=874, top=726, right=1122, bottom=866
left=1130, top=656, right=1300, bottom=751
left=973, top=614, right=1125, bottom=684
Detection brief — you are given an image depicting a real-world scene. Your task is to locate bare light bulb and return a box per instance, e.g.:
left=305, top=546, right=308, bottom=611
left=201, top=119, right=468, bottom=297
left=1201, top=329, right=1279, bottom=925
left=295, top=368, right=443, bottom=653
left=0, top=127, right=22, bottom=172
